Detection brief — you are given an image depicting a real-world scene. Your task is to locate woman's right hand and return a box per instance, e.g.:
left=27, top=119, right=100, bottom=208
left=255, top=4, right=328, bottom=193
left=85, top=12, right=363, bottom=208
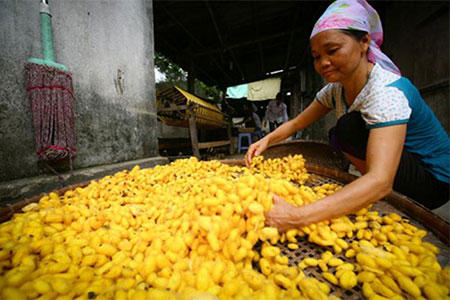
left=245, top=138, right=269, bottom=167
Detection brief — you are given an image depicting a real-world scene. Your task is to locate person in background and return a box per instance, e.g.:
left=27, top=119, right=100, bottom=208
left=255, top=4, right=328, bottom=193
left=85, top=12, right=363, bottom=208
left=246, top=0, right=450, bottom=230
left=264, top=93, right=289, bottom=132
left=250, top=104, right=262, bottom=132
left=237, top=104, right=262, bottom=131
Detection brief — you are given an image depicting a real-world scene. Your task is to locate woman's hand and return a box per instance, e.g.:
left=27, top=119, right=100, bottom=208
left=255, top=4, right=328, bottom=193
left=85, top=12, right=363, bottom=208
left=245, top=138, right=269, bottom=167
left=265, top=194, right=301, bottom=233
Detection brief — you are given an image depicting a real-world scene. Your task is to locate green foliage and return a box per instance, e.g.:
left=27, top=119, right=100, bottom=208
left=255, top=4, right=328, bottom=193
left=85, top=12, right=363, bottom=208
left=155, top=52, right=187, bottom=82
left=154, top=52, right=222, bottom=103
left=195, top=81, right=221, bottom=103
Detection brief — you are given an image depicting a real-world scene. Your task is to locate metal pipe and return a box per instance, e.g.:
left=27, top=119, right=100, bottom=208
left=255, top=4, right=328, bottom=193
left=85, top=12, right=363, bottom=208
left=39, top=0, right=54, bottom=62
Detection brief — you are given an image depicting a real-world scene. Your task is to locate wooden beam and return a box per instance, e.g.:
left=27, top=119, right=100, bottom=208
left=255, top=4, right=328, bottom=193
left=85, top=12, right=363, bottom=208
left=154, top=21, right=177, bottom=32
left=204, top=0, right=224, bottom=46
left=162, top=6, right=203, bottom=48
left=192, top=29, right=304, bottom=57
left=222, top=87, right=226, bottom=103
left=229, top=50, right=245, bottom=81
left=295, top=2, right=328, bottom=68
left=187, top=106, right=200, bottom=158
left=296, top=45, right=309, bottom=69
left=415, top=2, right=449, bottom=30
left=252, top=2, right=265, bottom=74
left=158, top=138, right=192, bottom=150
left=198, top=140, right=231, bottom=149
left=283, top=5, right=302, bottom=72
left=419, top=79, right=449, bottom=95
left=226, top=123, right=233, bottom=154
left=213, top=60, right=235, bottom=84
left=162, top=5, right=234, bottom=84
left=204, top=0, right=245, bottom=81
left=157, top=38, right=218, bottom=86
left=258, top=45, right=265, bottom=75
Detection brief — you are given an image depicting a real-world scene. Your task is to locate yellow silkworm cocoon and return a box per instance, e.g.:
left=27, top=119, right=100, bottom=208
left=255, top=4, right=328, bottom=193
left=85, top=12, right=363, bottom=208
left=303, top=258, right=319, bottom=267
left=322, top=272, right=338, bottom=285
left=356, top=253, right=377, bottom=268
left=397, top=275, right=421, bottom=298
left=339, top=271, right=357, bottom=290
left=328, top=258, right=344, bottom=267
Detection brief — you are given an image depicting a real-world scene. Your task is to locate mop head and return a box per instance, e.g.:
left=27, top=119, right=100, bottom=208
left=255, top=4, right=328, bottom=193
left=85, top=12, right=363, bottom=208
left=24, top=62, right=76, bottom=162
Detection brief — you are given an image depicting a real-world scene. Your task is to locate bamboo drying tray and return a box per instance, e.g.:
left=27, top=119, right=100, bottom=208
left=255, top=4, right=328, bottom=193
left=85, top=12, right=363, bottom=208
left=157, top=86, right=226, bottom=129
left=1, top=142, right=449, bottom=299
left=221, top=156, right=450, bottom=299
left=156, top=85, right=232, bottom=158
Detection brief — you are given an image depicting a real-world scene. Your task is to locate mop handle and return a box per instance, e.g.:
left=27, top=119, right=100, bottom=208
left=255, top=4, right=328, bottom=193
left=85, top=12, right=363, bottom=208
left=39, top=0, right=55, bottom=63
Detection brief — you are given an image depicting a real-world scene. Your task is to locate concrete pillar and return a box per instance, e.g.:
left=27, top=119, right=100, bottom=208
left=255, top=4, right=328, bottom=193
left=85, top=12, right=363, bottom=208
left=0, top=0, right=159, bottom=184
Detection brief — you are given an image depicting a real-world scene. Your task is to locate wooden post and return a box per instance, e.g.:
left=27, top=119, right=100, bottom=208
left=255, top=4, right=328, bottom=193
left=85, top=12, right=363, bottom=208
left=291, top=71, right=301, bottom=119
left=226, top=120, right=233, bottom=154
left=222, top=87, right=233, bottom=154
left=187, top=105, right=200, bottom=158
left=188, top=59, right=195, bottom=94
left=222, top=87, right=226, bottom=103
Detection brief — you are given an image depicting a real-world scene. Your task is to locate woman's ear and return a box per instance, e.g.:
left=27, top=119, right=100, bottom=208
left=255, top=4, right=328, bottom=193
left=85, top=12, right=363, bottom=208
left=360, top=33, right=371, bottom=54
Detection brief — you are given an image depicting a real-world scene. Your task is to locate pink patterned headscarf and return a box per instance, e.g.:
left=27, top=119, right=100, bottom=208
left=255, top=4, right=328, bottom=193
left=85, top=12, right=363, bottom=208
left=311, top=0, right=401, bottom=75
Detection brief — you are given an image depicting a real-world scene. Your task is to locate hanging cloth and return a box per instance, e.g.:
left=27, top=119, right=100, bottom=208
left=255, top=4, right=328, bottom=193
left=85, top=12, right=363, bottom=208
left=247, top=77, right=281, bottom=101
left=226, top=84, right=248, bottom=99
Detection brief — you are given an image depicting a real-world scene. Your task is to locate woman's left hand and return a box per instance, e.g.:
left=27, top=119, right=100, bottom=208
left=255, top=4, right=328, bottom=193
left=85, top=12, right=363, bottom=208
left=265, top=194, right=301, bottom=233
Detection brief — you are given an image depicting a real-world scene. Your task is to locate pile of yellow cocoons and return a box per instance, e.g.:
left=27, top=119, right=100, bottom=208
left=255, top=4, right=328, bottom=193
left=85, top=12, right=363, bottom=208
left=0, top=155, right=449, bottom=300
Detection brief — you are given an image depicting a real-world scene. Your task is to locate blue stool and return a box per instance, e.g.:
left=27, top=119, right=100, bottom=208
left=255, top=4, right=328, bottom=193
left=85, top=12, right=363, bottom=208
left=237, top=132, right=252, bottom=153
left=253, top=130, right=263, bottom=141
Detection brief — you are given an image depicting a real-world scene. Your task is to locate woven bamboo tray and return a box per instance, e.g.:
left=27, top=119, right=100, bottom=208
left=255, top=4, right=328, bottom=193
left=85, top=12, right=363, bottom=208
left=222, top=141, right=450, bottom=298
left=1, top=150, right=448, bottom=299
left=216, top=157, right=449, bottom=299
left=275, top=171, right=450, bottom=299
left=262, top=140, right=350, bottom=171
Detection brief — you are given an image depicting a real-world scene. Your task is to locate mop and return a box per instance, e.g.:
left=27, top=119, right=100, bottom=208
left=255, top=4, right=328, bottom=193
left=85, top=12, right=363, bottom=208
left=25, top=0, right=76, bottom=181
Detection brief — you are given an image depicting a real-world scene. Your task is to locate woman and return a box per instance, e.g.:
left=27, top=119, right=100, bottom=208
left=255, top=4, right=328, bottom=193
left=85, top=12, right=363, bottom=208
left=245, top=0, right=450, bottom=231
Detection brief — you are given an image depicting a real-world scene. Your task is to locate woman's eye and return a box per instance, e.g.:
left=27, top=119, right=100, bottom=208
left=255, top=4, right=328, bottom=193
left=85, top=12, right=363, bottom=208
left=313, top=55, right=320, bottom=60
left=328, top=48, right=339, bottom=54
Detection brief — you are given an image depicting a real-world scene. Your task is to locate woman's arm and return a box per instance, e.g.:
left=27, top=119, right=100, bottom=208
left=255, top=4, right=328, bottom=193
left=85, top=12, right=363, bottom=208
left=266, top=124, right=407, bottom=232
left=246, top=100, right=331, bottom=166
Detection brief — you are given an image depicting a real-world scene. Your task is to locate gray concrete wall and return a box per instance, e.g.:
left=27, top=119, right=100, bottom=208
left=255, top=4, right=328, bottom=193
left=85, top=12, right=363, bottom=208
left=383, top=1, right=449, bottom=134
left=0, top=0, right=158, bottom=183
left=158, top=122, right=189, bottom=139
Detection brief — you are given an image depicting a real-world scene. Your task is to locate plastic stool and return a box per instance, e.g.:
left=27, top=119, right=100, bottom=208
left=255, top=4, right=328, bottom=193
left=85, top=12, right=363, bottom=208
left=237, top=132, right=252, bottom=153
left=253, top=130, right=263, bottom=141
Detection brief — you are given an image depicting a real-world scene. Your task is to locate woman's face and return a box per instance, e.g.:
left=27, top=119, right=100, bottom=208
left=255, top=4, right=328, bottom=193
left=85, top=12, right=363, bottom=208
left=310, top=30, right=369, bottom=83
